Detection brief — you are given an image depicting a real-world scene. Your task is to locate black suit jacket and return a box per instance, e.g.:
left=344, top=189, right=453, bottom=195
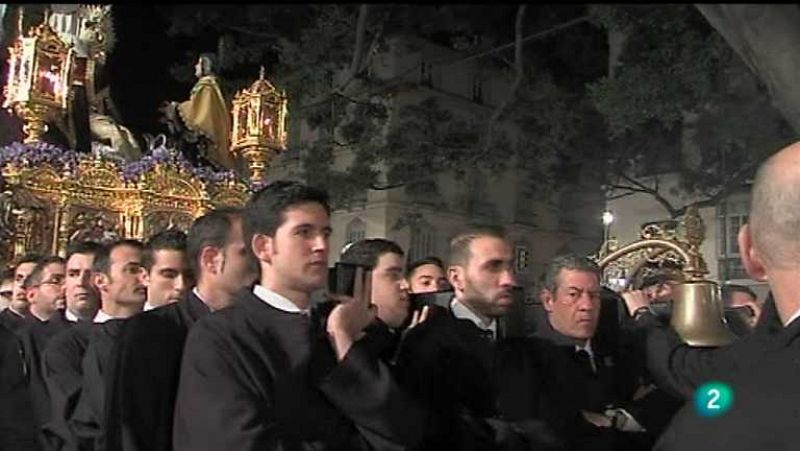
left=0, top=308, right=26, bottom=332
left=395, top=303, right=563, bottom=451
left=41, top=320, right=94, bottom=451
left=0, top=323, right=41, bottom=450
left=173, top=290, right=424, bottom=451
left=655, top=313, right=800, bottom=450
left=102, top=291, right=210, bottom=451
left=533, top=317, right=675, bottom=451
left=70, top=319, right=127, bottom=451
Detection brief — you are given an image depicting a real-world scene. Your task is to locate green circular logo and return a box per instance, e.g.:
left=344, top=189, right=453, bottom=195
left=694, top=381, right=734, bottom=417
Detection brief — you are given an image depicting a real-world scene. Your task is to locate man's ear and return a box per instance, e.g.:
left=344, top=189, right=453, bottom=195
left=141, top=270, right=152, bottom=287
left=739, top=224, right=768, bottom=282
left=541, top=289, right=555, bottom=313
left=448, top=265, right=464, bottom=292
left=251, top=233, right=273, bottom=264
left=93, top=272, right=108, bottom=293
left=25, top=286, right=36, bottom=304
left=199, top=246, right=222, bottom=275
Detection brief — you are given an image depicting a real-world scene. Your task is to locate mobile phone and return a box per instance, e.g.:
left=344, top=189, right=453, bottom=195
left=328, top=262, right=371, bottom=297
left=409, top=290, right=454, bottom=310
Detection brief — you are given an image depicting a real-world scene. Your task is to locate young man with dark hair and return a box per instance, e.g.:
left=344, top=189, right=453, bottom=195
left=142, top=230, right=191, bottom=310
left=71, top=239, right=146, bottom=450
left=395, top=226, right=561, bottom=450
left=341, top=238, right=414, bottom=330
left=41, top=241, right=105, bottom=451
left=0, top=253, right=43, bottom=331
left=103, top=209, right=254, bottom=451
left=406, top=256, right=450, bottom=294
left=174, top=180, right=423, bottom=450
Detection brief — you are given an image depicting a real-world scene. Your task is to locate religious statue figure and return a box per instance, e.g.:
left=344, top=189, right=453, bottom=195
left=161, top=53, right=234, bottom=170
left=47, top=4, right=142, bottom=160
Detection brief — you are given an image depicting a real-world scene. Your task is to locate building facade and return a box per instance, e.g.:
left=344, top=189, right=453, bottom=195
left=267, top=35, right=605, bottom=294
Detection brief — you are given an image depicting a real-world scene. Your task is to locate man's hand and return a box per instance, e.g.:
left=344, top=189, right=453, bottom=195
left=406, top=305, right=431, bottom=331
left=327, top=267, right=375, bottom=361
left=581, top=410, right=612, bottom=428
left=621, top=289, right=651, bottom=317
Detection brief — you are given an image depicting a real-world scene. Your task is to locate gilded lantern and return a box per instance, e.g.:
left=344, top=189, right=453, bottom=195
left=3, top=21, right=71, bottom=142
left=230, top=67, right=288, bottom=184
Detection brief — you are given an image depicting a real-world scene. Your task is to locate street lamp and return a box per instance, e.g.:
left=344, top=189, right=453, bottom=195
left=602, top=210, right=614, bottom=254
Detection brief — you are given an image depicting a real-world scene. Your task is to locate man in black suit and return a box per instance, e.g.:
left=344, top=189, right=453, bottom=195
left=0, top=254, right=42, bottom=331
left=103, top=211, right=255, bottom=451
left=42, top=241, right=105, bottom=451
left=395, top=226, right=561, bottom=450
left=624, top=141, right=800, bottom=450
left=173, top=181, right=423, bottom=450
left=535, top=254, right=679, bottom=451
left=71, top=240, right=147, bottom=451
left=15, top=256, right=70, bottom=437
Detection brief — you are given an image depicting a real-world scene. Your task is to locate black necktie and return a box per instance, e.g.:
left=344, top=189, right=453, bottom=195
left=575, top=349, right=596, bottom=374
left=478, top=328, right=495, bottom=341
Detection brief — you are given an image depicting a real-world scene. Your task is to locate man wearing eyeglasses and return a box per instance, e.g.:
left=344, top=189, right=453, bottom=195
left=15, top=256, right=71, bottom=443
left=24, top=257, right=68, bottom=324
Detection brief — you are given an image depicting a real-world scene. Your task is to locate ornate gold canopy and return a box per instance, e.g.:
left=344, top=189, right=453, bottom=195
left=0, top=152, right=248, bottom=263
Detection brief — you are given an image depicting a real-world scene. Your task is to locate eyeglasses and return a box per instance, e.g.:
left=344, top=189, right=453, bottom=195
left=32, top=278, right=66, bottom=288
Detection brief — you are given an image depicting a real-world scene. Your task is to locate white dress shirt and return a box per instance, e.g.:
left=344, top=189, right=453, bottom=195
left=450, top=298, right=497, bottom=339
left=253, top=285, right=309, bottom=315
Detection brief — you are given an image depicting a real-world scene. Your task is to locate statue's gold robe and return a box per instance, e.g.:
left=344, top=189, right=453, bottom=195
left=178, top=75, right=234, bottom=169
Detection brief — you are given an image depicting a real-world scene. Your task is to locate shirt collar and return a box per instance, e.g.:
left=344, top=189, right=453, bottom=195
left=253, top=285, right=309, bottom=315
left=575, top=340, right=594, bottom=358
left=93, top=309, right=114, bottom=324
left=785, top=306, right=800, bottom=327
left=143, top=301, right=156, bottom=312
left=451, top=298, right=497, bottom=336
left=65, top=309, right=80, bottom=322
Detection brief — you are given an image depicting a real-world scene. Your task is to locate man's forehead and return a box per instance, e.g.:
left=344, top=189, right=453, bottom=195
left=281, top=203, right=330, bottom=227
left=15, top=262, right=37, bottom=276
left=67, top=253, right=94, bottom=268
left=414, top=264, right=444, bottom=277
left=557, top=268, right=600, bottom=289
left=468, top=236, right=512, bottom=260
left=376, top=252, right=405, bottom=268
left=111, top=245, right=142, bottom=263
left=153, top=249, right=187, bottom=264
left=43, top=262, right=66, bottom=274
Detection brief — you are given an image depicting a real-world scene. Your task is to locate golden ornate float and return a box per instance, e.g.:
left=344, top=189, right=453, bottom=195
left=0, top=6, right=288, bottom=264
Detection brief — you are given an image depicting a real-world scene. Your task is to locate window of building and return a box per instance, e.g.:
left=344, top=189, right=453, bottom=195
left=514, top=245, right=530, bottom=274
left=718, top=196, right=750, bottom=280
left=409, top=223, right=436, bottom=263
left=345, top=217, right=366, bottom=246
left=471, top=76, right=483, bottom=103
left=420, top=61, right=433, bottom=87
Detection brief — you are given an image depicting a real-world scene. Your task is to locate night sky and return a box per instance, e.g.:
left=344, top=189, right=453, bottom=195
left=107, top=4, right=192, bottom=138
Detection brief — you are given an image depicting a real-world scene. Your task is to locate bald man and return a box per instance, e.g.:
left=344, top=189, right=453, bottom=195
left=624, top=142, right=800, bottom=450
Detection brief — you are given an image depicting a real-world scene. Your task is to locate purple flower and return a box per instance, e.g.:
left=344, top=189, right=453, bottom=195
left=0, top=141, right=245, bottom=190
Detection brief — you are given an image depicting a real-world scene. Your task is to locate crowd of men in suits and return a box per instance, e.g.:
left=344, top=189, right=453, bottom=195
left=1, top=140, right=800, bottom=451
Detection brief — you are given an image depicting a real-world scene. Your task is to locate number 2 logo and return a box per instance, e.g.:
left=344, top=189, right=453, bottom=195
left=695, top=382, right=733, bottom=417
left=707, top=388, right=721, bottom=410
